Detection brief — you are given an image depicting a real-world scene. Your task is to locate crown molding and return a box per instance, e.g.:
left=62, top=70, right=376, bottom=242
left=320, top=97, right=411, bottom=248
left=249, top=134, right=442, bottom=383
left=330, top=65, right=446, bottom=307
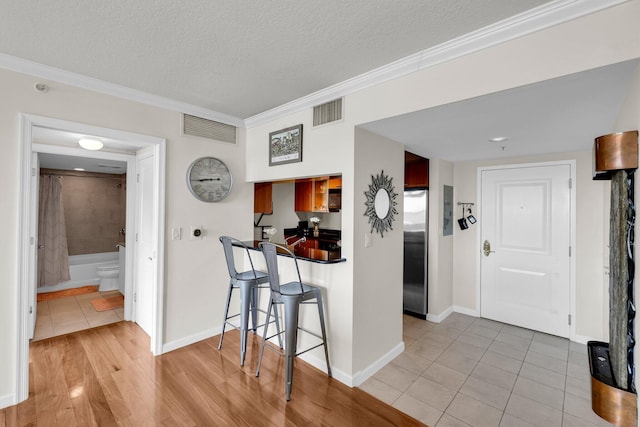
left=244, top=0, right=629, bottom=128
left=0, top=53, right=244, bottom=128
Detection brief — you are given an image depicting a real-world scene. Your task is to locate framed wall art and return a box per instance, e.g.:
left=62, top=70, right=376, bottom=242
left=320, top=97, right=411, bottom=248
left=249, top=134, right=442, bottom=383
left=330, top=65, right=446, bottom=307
left=269, top=124, right=303, bottom=166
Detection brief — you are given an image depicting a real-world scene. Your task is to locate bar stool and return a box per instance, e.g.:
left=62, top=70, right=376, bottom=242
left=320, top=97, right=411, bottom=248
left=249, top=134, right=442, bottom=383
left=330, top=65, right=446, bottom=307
left=256, top=242, right=331, bottom=401
left=218, top=236, right=281, bottom=366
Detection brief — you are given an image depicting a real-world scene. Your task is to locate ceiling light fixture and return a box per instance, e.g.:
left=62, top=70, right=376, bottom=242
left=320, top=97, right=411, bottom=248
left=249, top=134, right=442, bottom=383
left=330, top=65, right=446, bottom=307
left=74, top=168, right=85, bottom=171
left=78, top=138, right=103, bottom=150
left=488, top=137, right=509, bottom=143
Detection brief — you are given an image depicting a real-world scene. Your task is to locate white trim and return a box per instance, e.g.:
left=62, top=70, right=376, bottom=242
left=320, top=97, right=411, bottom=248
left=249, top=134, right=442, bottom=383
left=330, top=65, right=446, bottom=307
left=0, top=394, right=15, bottom=409
left=426, top=306, right=454, bottom=323
left=0, top=54, right=243, bottom=128
left=299, top=341, right=405, bottom=388
left=453, top=305, right=480, bottom=317
left=572, top=334, right=600, bottom=345
left=245, top=0, right=629, bottom=127
left=476, top=160, right=577, bottom=340
left=17, top=114, right=167, bottom=405
left=162, top=328, right=220, bottom=354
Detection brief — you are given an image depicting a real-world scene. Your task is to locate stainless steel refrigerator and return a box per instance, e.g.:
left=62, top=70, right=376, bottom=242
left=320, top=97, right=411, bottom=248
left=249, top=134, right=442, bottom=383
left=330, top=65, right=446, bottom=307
left=403, top=189, right=428, bottom=318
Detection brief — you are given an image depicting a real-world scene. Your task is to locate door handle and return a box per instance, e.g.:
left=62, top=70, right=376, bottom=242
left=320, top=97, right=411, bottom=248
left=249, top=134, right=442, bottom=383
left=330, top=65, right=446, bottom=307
left=483, top=240, right=495, bottom=257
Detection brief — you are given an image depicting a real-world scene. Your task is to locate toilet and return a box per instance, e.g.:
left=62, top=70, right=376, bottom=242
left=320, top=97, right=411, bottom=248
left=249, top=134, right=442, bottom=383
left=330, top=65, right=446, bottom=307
left=96, top=263, right=120, bottom=291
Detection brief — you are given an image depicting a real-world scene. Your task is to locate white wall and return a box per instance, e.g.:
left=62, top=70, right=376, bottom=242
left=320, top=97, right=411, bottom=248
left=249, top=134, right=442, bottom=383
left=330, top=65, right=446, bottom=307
left=0, top=68, right=252, bottom=405
left=353, top=128, right=404, bottom=374
left=427, top=159, right=455, bottom=319
left=452, top=151, right=608, bottom=340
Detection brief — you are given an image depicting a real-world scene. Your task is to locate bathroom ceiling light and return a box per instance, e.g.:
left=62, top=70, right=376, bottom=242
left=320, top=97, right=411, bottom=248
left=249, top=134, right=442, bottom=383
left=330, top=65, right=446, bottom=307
left=74, top=168, right=85, bottom=171
left=78, top=138, right=103, bottom=150
left=488, top=137, right=509, bottom=143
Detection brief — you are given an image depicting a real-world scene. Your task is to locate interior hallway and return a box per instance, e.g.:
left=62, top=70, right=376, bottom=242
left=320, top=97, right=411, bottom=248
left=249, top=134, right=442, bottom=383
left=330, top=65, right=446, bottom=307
left=359, top=314, right=612, bottom=427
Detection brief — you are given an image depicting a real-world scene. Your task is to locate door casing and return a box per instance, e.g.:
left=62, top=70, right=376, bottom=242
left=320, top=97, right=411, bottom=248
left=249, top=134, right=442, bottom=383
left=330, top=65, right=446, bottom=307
left=17, top=113, right=166, bottom=404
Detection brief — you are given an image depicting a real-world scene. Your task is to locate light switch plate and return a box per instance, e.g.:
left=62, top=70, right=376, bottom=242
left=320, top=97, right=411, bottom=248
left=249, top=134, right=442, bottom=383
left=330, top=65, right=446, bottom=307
left=364, top=232, right=373, bottom=248
left=172, top=227, right=182, bottom=240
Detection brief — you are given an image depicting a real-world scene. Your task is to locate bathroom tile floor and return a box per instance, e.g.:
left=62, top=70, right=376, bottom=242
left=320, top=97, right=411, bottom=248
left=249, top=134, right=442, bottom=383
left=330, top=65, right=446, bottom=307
left=359, top=313, right=613, bottom=427
left=33, top=290, right=124, bottom=341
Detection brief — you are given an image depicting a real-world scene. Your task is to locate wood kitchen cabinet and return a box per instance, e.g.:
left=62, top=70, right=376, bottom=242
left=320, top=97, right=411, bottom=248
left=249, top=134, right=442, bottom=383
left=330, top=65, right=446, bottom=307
left=254, top=182, right=273, bottom=214
left=329, top=176, right=342, bottom=189
left=295, top=178, right=329, bottom=212
left=405, top=152, right=429, bottom=188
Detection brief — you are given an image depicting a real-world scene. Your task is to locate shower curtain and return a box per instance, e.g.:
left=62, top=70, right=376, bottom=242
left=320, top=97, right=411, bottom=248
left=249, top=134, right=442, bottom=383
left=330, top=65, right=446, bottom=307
left=38, top=175, right=70, bottom=287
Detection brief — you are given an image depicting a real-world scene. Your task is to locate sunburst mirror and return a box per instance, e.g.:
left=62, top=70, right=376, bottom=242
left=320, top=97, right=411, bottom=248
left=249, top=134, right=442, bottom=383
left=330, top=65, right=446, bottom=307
left=364, top=170, right=398, bottom=237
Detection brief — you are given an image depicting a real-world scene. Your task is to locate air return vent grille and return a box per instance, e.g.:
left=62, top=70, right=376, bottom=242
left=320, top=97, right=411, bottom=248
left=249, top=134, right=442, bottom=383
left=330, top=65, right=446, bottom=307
left=183, top=114, right=237, bottom=144
left=313, top=98, right=343, bottom=126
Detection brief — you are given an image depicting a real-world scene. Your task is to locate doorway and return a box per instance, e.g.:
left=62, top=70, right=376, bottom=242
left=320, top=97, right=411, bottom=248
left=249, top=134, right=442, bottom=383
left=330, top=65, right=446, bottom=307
left=479, top=161, right=576, bottom=338
left=17, top=114, right=166, bottom=403
left=34, top=155, right=128, bottom=340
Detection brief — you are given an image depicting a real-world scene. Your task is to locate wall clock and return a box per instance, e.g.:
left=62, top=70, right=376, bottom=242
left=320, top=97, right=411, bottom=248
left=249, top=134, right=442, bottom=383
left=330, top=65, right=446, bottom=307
left=186, top=157, right=232, bottom=202
left=364, top=170, right=398, bottom=237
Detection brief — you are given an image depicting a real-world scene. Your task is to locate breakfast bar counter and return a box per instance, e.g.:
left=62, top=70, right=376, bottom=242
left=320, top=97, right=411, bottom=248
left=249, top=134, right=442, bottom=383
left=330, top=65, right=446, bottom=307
left=236, top=240, right=346, bottom=264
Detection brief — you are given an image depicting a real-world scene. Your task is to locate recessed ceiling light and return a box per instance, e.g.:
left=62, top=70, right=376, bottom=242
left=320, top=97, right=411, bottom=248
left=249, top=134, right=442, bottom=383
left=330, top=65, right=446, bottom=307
left=74, top=168, right=85, bottom=171
left=488, top=137, right=509, bottom=143
left=78, top=138, right=103, bottom=150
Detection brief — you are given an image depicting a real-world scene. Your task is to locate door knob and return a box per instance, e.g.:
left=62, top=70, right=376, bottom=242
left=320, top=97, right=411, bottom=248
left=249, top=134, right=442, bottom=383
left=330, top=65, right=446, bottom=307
left=483, top=240, right=495, bottom=257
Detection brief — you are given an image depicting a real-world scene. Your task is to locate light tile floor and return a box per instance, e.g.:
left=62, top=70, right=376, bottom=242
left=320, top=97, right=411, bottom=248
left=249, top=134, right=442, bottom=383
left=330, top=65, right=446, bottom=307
left=360, top=313, right=614, bottom=427
left=33, top=290, right=124, bottom=341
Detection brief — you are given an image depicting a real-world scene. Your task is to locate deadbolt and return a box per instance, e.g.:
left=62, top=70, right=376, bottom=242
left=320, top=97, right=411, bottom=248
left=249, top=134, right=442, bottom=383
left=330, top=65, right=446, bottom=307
left=483, top=240, right=495, bottom=257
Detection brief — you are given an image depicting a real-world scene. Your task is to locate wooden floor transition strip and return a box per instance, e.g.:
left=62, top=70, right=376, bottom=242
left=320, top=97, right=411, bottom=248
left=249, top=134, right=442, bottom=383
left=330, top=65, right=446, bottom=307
left=37, top=285, right=99, bottom=302
left=91, top=295, right=124, bottom=312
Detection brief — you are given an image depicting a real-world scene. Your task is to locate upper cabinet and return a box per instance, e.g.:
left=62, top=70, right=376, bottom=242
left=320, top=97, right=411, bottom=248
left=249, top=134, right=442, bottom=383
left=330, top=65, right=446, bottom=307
left=294, top=179, right=314, bottom=211
left=295, top=175, right=341, bottom=212
left=254, top=182, right=273, bottom=214
left=405, top=152, right=429, bottom=189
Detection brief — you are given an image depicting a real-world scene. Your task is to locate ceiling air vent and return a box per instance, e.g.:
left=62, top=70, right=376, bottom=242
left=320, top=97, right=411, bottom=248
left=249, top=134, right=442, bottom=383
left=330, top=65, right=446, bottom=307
left=183, top=114, right=237, bottom=144
left=313, top=98, right=343, bottom=126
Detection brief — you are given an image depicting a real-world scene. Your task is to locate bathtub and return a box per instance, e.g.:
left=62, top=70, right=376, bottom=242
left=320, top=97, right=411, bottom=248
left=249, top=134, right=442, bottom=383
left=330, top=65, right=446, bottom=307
left=37, top=251, right=119, bottom=293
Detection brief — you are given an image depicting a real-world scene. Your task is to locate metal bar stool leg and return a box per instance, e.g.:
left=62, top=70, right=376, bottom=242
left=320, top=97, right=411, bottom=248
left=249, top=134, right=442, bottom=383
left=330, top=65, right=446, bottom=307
left=283, top=296, right=301, bottom=401
left=218, top=281, right=234, bottom=350
left=316, top=292, right=332, bottom=377
left=250, top=284, right=259, bottom=332
left=255, top=298, right=274, bottom=377
left=272, top=304, right=283, bottom=348
left=239, top=281, right=252, bottom=366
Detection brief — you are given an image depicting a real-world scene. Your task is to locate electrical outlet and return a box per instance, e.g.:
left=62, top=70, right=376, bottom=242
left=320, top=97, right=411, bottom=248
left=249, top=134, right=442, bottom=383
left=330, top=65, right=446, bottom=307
left=191, top=225, right=204, bottom=240
left=171, top=227, right=182, bottom=240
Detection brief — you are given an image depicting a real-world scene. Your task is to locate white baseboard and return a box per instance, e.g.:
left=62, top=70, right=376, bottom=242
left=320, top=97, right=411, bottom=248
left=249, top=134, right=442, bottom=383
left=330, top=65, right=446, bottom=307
left=572, top=333, right=600, bottom=345
left=351, top=341, right=405, bottom=387
left=426, top=306, right=454, bottom=323
left=161, top=327, right=221, bottom=354
left=453, top=305, right=480, bottom=317
left=300, top=341, right=405, bottom=388
left=0, top=393, right=16, bottom=410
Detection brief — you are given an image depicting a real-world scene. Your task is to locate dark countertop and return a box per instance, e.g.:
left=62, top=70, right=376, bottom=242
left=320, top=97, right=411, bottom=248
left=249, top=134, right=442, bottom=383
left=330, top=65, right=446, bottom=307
left=236, top=240, right=346, bottom=264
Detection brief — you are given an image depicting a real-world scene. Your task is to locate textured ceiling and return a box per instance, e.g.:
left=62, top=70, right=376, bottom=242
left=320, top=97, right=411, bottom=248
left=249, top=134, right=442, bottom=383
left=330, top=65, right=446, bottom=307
left=0, top=0, right=550, bottom=119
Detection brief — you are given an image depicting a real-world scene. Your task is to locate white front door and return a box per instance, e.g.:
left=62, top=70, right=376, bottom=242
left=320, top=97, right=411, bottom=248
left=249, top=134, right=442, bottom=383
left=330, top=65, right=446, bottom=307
left=480, top=164, right=572, bottom=337
left=134, top=150, right=155, bottom=335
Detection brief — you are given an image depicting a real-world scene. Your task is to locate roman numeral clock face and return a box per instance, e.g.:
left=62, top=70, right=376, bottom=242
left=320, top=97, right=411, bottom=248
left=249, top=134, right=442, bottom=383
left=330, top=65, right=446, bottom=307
left=187, top=157, right=233, bottom=202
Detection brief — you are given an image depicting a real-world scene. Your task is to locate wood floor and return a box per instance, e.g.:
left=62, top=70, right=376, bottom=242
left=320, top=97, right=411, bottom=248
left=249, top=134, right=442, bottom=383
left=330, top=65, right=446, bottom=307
left=1, top=321, right=424, bottom=426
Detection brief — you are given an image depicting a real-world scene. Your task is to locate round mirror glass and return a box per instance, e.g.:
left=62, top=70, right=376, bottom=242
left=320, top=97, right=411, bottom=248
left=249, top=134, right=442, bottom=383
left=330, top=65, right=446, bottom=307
left=374, top=189, right=390, bottom=219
